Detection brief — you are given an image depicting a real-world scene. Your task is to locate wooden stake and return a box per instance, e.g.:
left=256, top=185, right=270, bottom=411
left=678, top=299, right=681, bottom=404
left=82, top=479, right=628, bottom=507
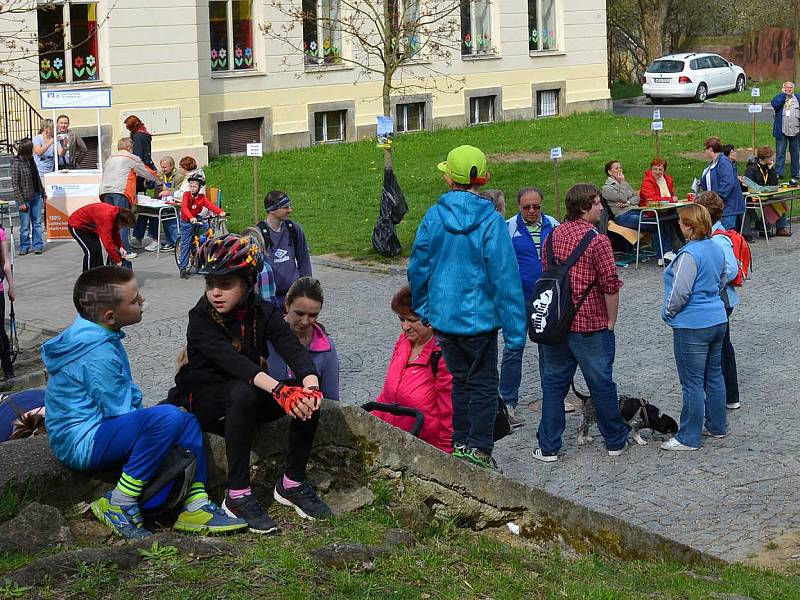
left=655, top=129, right=661, bottom=158
left=253, top=155, right=259, bottom=223
left=751, top=107, right=757, bottom=155
left=553, top=158, right=561, bottom=221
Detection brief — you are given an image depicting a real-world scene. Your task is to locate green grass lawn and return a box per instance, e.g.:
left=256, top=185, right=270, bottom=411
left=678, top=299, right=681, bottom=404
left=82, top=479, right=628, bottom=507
left=712, top=80, right=783, bottom=104
left=2, top=490, right=798, bottom=599
left=611, top=81, right=643, bottom=100
left=205, top=112, right=774, bottom=261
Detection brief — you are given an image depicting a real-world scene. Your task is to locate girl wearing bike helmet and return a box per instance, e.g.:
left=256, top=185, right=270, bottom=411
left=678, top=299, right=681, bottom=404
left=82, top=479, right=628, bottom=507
left=167, top=234, right=331, bottom=534
left=178, top=172, right=225, bottom=279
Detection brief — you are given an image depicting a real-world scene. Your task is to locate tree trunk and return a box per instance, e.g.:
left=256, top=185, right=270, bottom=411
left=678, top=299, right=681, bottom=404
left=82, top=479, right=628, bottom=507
left=383, top=72, right=393, bottom=170
left=795, top=2, right=800, bottom=84
left=638, top=0, right=667, bottom=64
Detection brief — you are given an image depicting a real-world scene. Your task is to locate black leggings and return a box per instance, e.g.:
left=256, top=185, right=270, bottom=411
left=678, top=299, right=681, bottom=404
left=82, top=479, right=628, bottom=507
left=69, top=226, right=104, bottom=272
left=187, top=380, right=319, bottom=489
left=0, top=293, right=12, bottom=377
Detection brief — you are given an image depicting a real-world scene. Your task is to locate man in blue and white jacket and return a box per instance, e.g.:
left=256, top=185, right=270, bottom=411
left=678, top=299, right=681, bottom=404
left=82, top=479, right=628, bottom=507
left=499, top=187, right=558, bottom=426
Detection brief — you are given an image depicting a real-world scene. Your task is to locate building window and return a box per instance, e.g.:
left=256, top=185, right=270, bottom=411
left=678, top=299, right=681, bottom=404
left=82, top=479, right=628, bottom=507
left=303, top=0, right=341, bottom=66
left=469, top=96, right=495, bottom=125
left=388, top=0, right=421, bottom=57
left=396, top=102, right=424, bottom=133
left=314, top=110, right=346, bottom=143
left=536, top=89, right=559, bottom=117
left=461, top=0, right=493, bottom=56
left=209, top=0, right=254, bottom=72
left=528, top=0, right=557, bottom=51
left=37, top=2, right=100, bottom=84
left=218, top=118, right=262, bottom=155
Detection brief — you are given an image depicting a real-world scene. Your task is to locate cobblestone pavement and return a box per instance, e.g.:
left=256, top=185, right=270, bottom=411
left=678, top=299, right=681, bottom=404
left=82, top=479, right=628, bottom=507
left=14, top=232, right=800, bottom=561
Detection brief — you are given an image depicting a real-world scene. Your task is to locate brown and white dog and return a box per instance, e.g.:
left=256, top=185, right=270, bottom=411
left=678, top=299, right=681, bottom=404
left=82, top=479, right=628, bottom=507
left=571, top=382, right=678, bottom=446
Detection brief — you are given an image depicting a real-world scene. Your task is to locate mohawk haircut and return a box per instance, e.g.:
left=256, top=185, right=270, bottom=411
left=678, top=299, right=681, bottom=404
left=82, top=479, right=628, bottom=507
left=73, top=266, right=136, bottom=323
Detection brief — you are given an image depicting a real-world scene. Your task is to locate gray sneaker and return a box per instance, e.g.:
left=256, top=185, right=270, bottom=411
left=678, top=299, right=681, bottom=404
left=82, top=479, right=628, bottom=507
left=506, top=406, right=526, bottom=428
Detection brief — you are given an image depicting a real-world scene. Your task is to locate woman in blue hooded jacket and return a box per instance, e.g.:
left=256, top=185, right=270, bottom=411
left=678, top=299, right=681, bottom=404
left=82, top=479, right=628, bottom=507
left=699, top=137, right=745, bottom=230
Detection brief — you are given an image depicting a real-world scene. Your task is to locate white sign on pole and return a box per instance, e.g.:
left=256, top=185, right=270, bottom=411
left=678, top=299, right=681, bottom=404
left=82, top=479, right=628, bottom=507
left=652, top=109, right=661, bottom=120
left=40, top=88, right=112, bottom=110
left=246, top=143, right=263, bottom=157
left=748, top=104, right=763, bottom=114
left=550, top=147, right=562, bottom=160
left=651, top=121, right=664, bottom=131
left=751, top=87, right=760, bottom=98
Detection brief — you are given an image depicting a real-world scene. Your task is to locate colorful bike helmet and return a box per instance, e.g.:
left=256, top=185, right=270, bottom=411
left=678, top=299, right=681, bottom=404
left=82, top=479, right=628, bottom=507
left=187, top=172, right=206, bottom=187
left=197, top=234, right=263, bottom=279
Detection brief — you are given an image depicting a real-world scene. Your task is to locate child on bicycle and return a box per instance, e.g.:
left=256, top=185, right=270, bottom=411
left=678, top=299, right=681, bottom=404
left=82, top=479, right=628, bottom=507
left=178, top=172, right=225, bottom=279
left=41, top=266, right=247, bottom=539
left=167, top=235, right=332, bottom=534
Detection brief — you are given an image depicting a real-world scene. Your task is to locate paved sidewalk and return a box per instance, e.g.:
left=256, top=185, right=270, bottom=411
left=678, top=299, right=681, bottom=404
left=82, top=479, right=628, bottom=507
left=14, top=233, right=800, bottom=562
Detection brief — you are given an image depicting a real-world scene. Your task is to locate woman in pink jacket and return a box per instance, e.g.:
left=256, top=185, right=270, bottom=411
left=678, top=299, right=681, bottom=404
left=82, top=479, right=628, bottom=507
left=372, top=285, right=454, bottom=453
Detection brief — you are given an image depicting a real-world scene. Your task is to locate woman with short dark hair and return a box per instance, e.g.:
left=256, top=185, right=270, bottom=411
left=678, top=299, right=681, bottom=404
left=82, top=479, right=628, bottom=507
left=661, top=203, right=728, bottom=451
left=699, top=137, right=745, bottom=230
left=11, top=139, right=46, bottom=255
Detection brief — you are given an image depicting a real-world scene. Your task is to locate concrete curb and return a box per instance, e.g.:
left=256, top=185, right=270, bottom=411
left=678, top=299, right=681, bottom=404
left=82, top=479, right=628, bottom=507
left=312, top=255, right=406, bottom=276
left=0, top=402, right=719, bottom=565
left=617, top=97, right=769, bottom=110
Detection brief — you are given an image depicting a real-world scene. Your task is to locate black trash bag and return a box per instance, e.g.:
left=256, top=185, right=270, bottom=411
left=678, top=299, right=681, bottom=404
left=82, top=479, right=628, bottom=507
left=372, top=167, right=407, bottom=257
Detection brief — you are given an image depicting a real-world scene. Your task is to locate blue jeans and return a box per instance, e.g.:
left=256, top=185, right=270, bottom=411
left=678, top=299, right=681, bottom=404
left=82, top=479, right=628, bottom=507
left=499, top=304, right=532, bottom=408
left=89, top=405, right=207, bottom=486
left=438, top=330, right=499, bottom=454
left=720, top=214, right=743, bottom=231
left=672, top=324, right=727, bottom=448
left=775, top=134, right=800, bottom=179
left=178, top=219, right=205, bottom=269
left=100, top=193, right=131, bottom=253
left=18, top=194, right=43, bottom=252
left=615, top=210, right=673, bottom=258
left=133, top=215, right=177, bottom=246
left=537, top=330, right=629, bottom=454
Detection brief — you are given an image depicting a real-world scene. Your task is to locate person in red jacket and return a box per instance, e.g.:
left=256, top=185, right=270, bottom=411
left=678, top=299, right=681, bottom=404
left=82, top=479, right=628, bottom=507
left=68, top=203, right=136, bottom=272
left=371, top=285, right=454, bottom=453
left=178, top=172, right=225, bottom=278
left=639, top=158, right=678, bottom=205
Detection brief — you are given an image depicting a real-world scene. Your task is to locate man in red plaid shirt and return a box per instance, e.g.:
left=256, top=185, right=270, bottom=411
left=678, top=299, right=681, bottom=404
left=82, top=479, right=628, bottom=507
left=532, top=184, right=630, bottom=462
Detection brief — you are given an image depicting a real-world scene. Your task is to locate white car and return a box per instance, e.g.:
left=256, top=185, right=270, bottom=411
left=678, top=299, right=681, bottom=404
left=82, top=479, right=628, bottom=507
left=641, top=53, right=747, bottom=103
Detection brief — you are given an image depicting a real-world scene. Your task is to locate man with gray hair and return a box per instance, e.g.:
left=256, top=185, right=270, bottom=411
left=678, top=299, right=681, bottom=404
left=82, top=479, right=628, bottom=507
left=499, top=186, right=559, bottom=426
left=770, top=81, right=800, bottom=185
left=98, top=138, right=161, bottom=258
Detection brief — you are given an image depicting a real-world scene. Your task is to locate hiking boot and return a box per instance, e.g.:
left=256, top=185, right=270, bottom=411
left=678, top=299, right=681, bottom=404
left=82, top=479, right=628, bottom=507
left=174, top=501, right=247, bottom=534
left=274, top=478, right=333, bottom=521
left=531, top=448, right=558, bottom=463
left=776, top=228, right=791, bottom=237
left=660, top=438, right=699, bottom=451
left=461, top=447, right=501, bottom=472
left=90, top=492, right=151, bottom=540
left=179, top=268, right=189, bottom=279
left=506, top=406, right=526, bottom=428
left=222, top=493, right=279, bottom=534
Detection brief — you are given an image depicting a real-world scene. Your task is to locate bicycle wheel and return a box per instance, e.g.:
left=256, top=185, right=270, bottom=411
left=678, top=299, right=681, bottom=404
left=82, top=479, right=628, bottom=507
left=174, top=237, right=182, bottom=270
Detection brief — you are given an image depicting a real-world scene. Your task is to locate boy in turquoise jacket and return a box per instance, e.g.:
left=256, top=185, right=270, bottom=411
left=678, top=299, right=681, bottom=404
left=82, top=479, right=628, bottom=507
left=407, top=145, right=525, bottom=471
left=41, top=266, right=246, bottom=539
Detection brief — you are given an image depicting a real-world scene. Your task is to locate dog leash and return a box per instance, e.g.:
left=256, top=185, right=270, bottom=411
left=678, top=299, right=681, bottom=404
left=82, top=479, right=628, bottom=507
left=638, top=398, right=651, bottom=429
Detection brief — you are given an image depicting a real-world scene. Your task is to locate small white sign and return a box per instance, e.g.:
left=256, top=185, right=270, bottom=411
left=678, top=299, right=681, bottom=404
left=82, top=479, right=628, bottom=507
left=246, top=143, right=263, bottom=157
left=751, top=87, right=760, bottom=98
left=651, top=121, right=664, bottom=131
left=550, top=147, right=562, bottom=160
left=652, top=109, right=661, bottom=120
left=748, top=104, right=763, bottom=114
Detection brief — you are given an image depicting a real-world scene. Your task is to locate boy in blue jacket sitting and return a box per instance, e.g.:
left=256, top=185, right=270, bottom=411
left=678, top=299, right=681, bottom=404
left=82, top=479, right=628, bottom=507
left=41, top=266, right=246, bottom=539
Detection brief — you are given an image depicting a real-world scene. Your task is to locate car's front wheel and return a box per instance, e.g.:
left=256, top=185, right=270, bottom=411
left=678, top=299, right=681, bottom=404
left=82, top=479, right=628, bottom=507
left=735, top=75, right=746, bottom=93
left=694, top=83, right=708, bottom=102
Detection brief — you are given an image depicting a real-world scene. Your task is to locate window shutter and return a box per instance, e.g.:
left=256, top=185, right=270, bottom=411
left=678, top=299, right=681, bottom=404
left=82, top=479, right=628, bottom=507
left=218, top=118, right=262, bottom=155
left=80, top=136, right=99, bottom=168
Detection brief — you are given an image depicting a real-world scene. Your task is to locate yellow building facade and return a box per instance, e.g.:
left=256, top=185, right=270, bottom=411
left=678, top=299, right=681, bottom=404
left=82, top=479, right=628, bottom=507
left=6, top=0, right=611, bottom=165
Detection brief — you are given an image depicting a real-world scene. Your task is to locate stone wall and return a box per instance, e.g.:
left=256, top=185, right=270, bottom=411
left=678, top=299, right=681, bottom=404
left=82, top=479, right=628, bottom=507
left=0, top=402, right=715, bottom=564
left=687, top=28, right=796, bottom=82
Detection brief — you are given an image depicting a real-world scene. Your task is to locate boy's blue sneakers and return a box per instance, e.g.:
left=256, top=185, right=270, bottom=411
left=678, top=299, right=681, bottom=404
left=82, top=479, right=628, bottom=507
left=90, top=492, right=152, bottom=540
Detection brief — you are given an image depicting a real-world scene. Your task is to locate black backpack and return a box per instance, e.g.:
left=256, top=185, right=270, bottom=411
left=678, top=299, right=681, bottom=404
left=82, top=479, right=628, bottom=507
left=528, top=230, right=597, bottom=345
left=258, top=219, right=299, bottom=254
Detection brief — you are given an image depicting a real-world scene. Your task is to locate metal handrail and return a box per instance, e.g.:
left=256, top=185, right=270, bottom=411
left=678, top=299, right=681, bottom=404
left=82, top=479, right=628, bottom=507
left=0, top=84, right=45, bottom=152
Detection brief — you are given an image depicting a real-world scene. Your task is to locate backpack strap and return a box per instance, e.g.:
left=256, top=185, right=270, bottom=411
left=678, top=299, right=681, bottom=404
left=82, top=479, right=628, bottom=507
left=429, top=350, right=442, bottom=378
left=562, top=230, right=597, bottom=269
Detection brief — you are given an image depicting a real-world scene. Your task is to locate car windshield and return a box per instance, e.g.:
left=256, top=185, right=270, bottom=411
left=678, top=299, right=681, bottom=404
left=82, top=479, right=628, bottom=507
left=648, top=60, right=684, bottom=73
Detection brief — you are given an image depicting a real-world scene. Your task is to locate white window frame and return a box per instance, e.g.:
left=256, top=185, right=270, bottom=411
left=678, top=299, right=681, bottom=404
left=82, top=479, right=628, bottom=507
left=396, top=102, right=425, bottom=133
left=528, top=0, right=558, bottom=52
left=303, top=0, right=343, bottom=67
left=314, top=110, right=346, bottom=143
left=209, top=0, right=256, bottom=73
left=469, top=96, right=495, bottom=125
left=536, top=89, right=559, bottom=117
left=37, top=1, right=101, bottom=85
left=462, top=0, right=494, bottom=57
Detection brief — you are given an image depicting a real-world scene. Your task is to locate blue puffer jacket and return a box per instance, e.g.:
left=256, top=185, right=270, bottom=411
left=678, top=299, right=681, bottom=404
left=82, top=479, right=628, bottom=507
left=41, top=316, right=143, bottom=470
left=700, top=154, right=745, bottom=217
left=770, top=92, right=800, bottom=138
left=507, top=212, right=558, bottom=303
left=408, top=190, right=526, bottom=351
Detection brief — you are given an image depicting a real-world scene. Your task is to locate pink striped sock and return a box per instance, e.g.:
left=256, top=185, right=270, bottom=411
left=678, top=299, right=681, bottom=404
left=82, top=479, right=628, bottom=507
left=282, top=475, right=302, bottom=490
left=228, top=487, right=252, bottom=499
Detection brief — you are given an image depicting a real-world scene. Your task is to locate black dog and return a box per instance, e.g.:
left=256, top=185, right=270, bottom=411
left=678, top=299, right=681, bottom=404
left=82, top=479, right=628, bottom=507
left=571, top=382, right=678, bottom=446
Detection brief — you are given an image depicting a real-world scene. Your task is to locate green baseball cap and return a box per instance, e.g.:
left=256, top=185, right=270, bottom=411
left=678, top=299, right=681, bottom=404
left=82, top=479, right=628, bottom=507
left=437, top=145, right=489, bottom=185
